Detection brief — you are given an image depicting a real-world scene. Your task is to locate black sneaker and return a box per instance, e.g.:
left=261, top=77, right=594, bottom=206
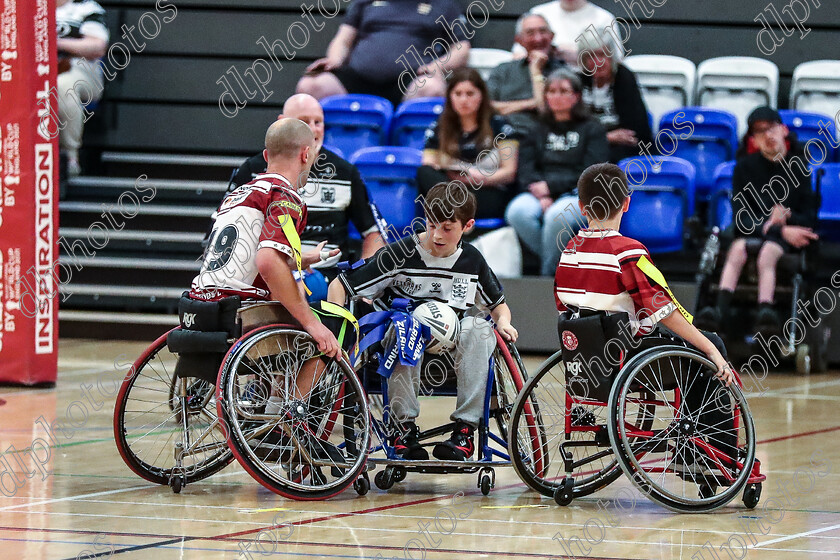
left=433, top=422, right=475, bottom=461
left=393, top=422, right=429, bottom=460
left=755, top=305, right=781, bottom=335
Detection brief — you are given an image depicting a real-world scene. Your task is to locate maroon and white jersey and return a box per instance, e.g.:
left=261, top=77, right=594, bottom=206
left=554, top=229, right=676, bottom=335
left=191, top=173, right=307, bottom=300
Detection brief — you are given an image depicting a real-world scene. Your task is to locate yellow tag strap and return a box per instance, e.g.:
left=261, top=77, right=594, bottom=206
left=279, top=218, right=311, bottom=296
left=636, top=256, right=694, bottom=324
left=318, top=300, right=360, bottom=355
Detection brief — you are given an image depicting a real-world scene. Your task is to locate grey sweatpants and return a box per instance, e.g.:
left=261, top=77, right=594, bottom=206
left=388, top=316, right=496, bottom=428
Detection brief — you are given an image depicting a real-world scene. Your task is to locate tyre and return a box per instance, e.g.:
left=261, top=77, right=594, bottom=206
left=608, top=346, right=756, bottom=512
left=508, top=350, right=621, bottom=499
left=491, top=334, right=530, bottom=447
left=218, top=326, right=370, bottom=500
left=113, top=328, right=233, bottom=485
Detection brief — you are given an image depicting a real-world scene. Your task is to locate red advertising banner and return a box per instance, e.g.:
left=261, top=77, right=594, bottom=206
left=0, top=0, right=58, bottom=385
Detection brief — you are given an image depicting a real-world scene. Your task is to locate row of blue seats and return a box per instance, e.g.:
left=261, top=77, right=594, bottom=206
left=348, top=144, right=840, bottom=254
left=323, top=94, right=840, bottom=170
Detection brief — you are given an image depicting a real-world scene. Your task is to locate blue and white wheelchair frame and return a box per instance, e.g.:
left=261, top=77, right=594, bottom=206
left=347, top=297, right=543, bottom=495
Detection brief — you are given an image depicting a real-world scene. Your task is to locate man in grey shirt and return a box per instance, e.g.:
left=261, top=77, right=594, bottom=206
left=487, top=12, right=566, bottom=134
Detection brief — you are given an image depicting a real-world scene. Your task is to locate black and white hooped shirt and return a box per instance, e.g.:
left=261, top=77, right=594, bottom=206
left=56, top=0, right=109, bottom=69
left=338, top=235, right=505, bottom=316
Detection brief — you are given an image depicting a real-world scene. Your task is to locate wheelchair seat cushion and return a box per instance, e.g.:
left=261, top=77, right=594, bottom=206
left=557, top=311, right=632, bottom=402
left=167, top=329, right=230, bottom=354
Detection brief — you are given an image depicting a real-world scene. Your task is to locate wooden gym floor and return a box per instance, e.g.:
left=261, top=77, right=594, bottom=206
left=1, top=339, right=839, bottom=559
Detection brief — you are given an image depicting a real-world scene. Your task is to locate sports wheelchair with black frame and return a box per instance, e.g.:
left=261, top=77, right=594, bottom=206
left=114, top=294, right=371, bottom=499
left=351, top=299, right=544, bottom=496
left=508, top=310, right=765, bottom=512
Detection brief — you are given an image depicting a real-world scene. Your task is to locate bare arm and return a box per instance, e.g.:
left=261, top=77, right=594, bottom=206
left=491, top=99, right=538, bottom=115
left=256, top=247, right=339, bottom=357
left=325, top=24, right=357, bottom=65
left=57, top=36, right=107, bottom=60
left=422, top=149, right=442, bottom=169
left=327, top=277, right=347, bottom=305
left=361, top=232, right=385, bottom=258
left=490, top=302, right=517, bottom=342
left=478, top=142, right=518, bottom=187
left=660, top=311, right=733, bottom=386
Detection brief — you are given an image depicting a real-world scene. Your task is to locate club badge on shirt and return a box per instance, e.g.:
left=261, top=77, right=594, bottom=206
left=418, top=3, right=432, bottom=14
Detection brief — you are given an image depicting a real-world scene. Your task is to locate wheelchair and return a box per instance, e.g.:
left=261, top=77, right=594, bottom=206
left=694, top=232, right=829, bottom=374
left=114, top=295, right=370, bottom=499
left=507, top=311, right=765, bottom=512
left=351, top=299, right=545, bottom=496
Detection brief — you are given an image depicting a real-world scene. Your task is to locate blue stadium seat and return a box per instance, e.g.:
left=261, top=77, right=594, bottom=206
left=322, top=94, right=393, bottom=158
left=709, top=161, right=735, bottom=230
left=815, top=163, right=840, bottom=239
left=389, top=97, right=445, bottom=150
left=618, top=155, right=697, bottom=215
left=350, top=146, right=422, bottom=237
left=619, top=187, right=685, bottom=253
left=321, top=144, right=345, bottom=159
left=658, top=108, right=738, bottom=200
left=779, top=110, right=838, bottom=162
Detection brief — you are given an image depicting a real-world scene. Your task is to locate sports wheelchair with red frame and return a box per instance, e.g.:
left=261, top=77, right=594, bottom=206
left=508, top=310, right=765, bottom=512
left=114, top=295, right=371, bottom=499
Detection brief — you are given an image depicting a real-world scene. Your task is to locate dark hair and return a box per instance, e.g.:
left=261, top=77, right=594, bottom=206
left=438, top=68, right=494, bottom=159
left=423, top=182, right=476, bottom=225
left=578, top=163, right=629, bottom=220
left=542, top=68, right=590, bottom=123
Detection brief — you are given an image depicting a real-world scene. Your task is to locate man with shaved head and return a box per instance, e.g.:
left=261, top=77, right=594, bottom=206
left=192, top=117, right=340, bottom=357
left=228, top=94, right=383, bottom=277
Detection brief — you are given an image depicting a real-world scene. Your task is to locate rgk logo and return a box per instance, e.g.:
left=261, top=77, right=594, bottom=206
left=183, top=312, right=197, bottom=328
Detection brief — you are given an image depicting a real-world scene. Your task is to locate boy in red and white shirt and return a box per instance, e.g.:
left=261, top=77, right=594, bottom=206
left=554, top=163, right=733, bottom=384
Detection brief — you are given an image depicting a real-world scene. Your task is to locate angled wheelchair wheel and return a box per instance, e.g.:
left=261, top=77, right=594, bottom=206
left=608, top=346, right=756, bottom=512
left=509, top=350, right=621, bottom=499
left=490, top=333, right=530, bottom=443
left=113, top=328, right=233, bottom=486
left=217, top=326, right=370, bottom=500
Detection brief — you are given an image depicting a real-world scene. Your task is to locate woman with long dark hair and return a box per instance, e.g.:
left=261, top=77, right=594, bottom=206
left=418, top=68, right=520, bottom=220
left=505, top=67, right=609, bottom=275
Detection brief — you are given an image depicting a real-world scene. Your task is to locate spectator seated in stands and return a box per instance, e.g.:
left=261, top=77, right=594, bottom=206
left=227, top=94, right=384, bottom=276
left=696, top=107, right=819, bottom=334
left=579, top=38, right=653, bottom=163
left=512, top=0, right=617, bottom=65
left=417, top=68, right=520, bottom=222
left=505, top=68, right=608, bottom=276
left=56, top=0, right=109, bottom=176
left=296, top=0, right=471, bottom=107
left=487, top=12, right=566, bottom=135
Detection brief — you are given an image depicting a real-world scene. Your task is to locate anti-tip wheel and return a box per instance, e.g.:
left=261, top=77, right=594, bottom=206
left=354, top=473, right=370, bottom=496
left=374, top=469, right=395, bottom=490
left=553, top=478, right=575, bottom=506
left=480, top=474, right=492, bottom=496
left=743, top=483, right=762, bottom=509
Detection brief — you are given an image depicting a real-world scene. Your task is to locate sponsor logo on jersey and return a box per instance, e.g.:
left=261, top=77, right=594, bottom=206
left=320, top=185, right=335, bottom=204
left=430, top=282, right=442, bottom=294
left=395, top=278, right=421, bottom=295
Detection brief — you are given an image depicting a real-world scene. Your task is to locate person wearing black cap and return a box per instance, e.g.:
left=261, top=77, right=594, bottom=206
left=697, top=106, right=819, bottom=334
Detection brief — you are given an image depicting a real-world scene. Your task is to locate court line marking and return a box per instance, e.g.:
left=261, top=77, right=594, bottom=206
left=0, top=484, right=154, bottom=512
left=752, top=523, right=840, bottom=548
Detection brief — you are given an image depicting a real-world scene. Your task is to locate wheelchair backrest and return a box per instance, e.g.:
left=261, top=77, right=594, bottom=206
left=557, top=311, right=632, bottom=402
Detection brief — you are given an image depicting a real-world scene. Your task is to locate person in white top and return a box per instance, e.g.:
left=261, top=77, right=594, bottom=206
left=513, top=0, right=617, bottom=65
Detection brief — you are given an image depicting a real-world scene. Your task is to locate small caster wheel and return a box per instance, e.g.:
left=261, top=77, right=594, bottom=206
left=169, top=476, right=182, bottom=494
left=699, top=483, right=718, bottom=499
left=393, top=467, right=407, bottom=483
left=743, top=483, right=762, bottom=509
left=553, top=477, right=574, bottom=506
left=374, top=468, right=395, bottom=490
left=795, top=344, right=811, bottom=374
left=354, top=473, right=370, bottom=496
left=480, top=474, right=492, bottom=496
